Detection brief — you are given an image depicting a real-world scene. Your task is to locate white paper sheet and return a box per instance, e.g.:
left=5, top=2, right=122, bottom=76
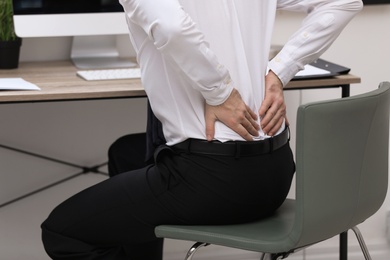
left=0, top=78, right=41, bottom=91
left=295, top=64, right=331, bottom=77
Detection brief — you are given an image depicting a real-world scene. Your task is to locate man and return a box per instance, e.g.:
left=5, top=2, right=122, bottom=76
left=41, top=1, right=363, bottom=259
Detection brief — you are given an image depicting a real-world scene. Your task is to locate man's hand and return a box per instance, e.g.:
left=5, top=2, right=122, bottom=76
left=259, top=70, right=288, bottom=136
left=205, top=88, right=260, bottom=141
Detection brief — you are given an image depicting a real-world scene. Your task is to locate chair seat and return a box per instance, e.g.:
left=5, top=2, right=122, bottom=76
left=155, top=199, right=297, bottom=253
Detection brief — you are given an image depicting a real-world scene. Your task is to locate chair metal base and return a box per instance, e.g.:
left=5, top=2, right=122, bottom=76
left=183, top=226, right=371, bottom=260
left=351, top=226, right=372, bottom=260
left=184, top=242, right=209, bottom=260
left=184, top=243, right=287, bottom=260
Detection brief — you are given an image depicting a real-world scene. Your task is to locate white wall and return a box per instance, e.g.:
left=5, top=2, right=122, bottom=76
left=1, top=4, right=390, bottom=259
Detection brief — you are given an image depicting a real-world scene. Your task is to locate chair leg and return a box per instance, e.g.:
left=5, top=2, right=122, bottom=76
left=259, top=253, right=285, bottom=260
left=184, top=242, right=209, bottom=260
left=351, top=226, right=372, bottom=260
left=271, top=253, right=287, bottom=260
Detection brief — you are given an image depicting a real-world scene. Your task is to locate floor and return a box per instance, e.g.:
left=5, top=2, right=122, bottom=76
left=0, top=173, right=108, bottom=260
left=0, top=145, right=109, bottom=260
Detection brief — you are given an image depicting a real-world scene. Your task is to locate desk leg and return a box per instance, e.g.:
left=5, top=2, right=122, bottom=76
left=341, top=84, right=350, bottom=98
left=340, top=231, right=348, bottom=260
left=339, top=84, right=350, bottom=260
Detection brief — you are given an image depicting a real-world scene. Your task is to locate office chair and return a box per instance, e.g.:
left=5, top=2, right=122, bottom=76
left=155, top=82, right=390, bottom=260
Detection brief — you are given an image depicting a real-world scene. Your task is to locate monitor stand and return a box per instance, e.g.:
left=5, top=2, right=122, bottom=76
left=71, top=35, right=137, bottom=69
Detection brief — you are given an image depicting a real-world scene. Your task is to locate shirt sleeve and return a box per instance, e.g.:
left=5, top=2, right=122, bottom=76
left=269, top=0, right=363, bottom=86
left=119, top=0, right=233, bottom=106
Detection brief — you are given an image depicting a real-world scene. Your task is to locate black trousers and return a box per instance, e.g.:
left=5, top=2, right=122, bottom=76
left=41, top=135, right=295, bottom=260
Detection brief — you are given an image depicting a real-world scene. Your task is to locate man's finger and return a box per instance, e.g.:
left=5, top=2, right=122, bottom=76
left=246, top=104, right=259, bottom=121
left=244, top=111, right=260, bottom=136
left=262, top=108, right=285, bottom=136
left=267, top=116, right=285, bottom=136
left=205, top=110, right=216, bottom=141
left=259, top=99, right=271, bottom=118
left=234, top=124, right=255, bottom=141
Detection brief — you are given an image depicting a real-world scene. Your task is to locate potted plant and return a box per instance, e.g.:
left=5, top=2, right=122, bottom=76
left=0, top=0, right=22, bottom=69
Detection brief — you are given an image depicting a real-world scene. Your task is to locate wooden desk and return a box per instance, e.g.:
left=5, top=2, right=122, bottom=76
left=0, top=60, right=145, bottom=103
left=0, top=60, right=361, bottom=103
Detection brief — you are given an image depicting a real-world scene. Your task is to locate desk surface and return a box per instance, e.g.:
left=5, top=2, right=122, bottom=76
left=0, top=60, right=361, bottom=103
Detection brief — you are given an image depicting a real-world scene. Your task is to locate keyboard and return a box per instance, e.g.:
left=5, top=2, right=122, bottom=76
left=77, top=68, right=141, bottom=81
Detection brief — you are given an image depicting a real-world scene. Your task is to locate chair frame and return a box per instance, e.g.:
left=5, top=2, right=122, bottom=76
left=183, top=226, right=372, bottom=260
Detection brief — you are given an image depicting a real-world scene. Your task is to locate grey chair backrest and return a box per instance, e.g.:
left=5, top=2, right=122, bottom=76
left=292, top=82, right=390, bottom=248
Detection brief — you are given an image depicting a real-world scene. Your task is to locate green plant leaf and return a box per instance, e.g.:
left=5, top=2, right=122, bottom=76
left=0, top=0, right=18, bottom=41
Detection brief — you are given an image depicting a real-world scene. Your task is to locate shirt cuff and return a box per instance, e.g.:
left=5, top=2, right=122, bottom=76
left=201, top=77, right=234, bottom=106
left=268, top=53, right=305, bottom=86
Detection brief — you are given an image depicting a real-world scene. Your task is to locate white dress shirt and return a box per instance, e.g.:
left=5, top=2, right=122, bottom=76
left=119, top=0, right=362, bottom=146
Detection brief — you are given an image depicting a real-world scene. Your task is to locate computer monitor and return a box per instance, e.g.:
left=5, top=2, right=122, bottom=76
left=12, top=0, right=136, bottom=69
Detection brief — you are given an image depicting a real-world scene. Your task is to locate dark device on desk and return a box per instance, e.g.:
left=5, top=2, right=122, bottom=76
left=363, top=0, right=390, bottom=4
left=292, top=59, right=351, bottom=81
left=13, top=0, right=123, bottom=14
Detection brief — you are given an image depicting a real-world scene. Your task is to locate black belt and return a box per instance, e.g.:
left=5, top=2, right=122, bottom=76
left=172, top=127, right=289, bottom=157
